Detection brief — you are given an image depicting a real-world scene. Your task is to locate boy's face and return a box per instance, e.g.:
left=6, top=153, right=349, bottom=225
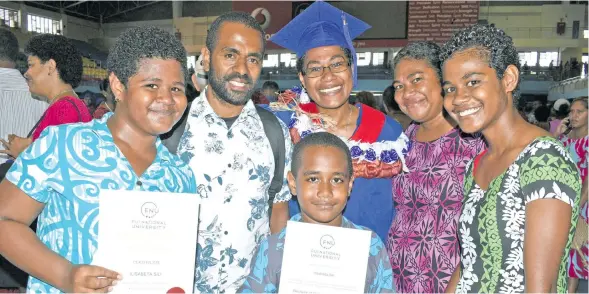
left=287, top=145, right=354, bottom=226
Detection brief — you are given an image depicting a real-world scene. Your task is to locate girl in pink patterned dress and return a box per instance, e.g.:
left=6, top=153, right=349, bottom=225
left=555, top=97, right=588, bottom=293
left=386, top=42, right=486, bottom=293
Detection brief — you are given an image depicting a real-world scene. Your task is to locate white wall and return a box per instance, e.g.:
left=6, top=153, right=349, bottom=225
left=66, top=16, right=101, bottom=41
left=479, top=3, right=587, bottom=52
left=0, top=2, right=100, bottom=43
left=102, top=19, right=174, bottom=39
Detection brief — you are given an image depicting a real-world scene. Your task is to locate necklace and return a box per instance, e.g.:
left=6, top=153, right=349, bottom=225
left=345, top=104, right=353, bottom=135
left=49, top=88, right=77, bottom=105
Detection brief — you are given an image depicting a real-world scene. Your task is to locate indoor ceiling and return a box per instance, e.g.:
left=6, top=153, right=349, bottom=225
left=23, top=1, right=161, bottom=22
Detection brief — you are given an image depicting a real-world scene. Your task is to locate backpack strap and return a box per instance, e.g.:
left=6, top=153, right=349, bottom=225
left=255, top=105, right=286, bottom=218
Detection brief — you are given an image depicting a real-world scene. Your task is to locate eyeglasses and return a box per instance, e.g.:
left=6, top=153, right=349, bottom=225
left=303, top=59, right=351, bottom=78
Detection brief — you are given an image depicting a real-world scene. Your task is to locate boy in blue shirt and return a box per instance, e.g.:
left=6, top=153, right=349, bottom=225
left=239, top=132, right=395, bottom=293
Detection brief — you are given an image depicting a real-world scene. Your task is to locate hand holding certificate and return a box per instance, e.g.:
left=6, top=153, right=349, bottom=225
left=279, top=221, right=372, bottom=294
left=92, top=190, right=200, bottom=294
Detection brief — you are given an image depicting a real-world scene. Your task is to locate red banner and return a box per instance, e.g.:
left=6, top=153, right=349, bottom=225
left=231, top=1, right=408, bottom=50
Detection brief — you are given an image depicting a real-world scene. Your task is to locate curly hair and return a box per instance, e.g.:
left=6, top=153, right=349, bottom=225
left=393, top=41, right=442, bottom=82
left=296, top=47, right=353, bottom=75
left=0, top=29, right=19, bottom=63
left=25, top=34, right=82, bottom=88
left=107, top=26, right=187, bottom=85
left=439, top=24, right=521, bottom=101
left=206, top=12, right=265, bottom=52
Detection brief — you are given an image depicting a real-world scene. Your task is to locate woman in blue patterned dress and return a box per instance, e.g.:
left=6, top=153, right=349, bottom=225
left=0, top=26, right=196, bottom=293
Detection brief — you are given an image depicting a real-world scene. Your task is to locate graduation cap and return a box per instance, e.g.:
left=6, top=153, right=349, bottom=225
left=270, top=1, right=371, bottom=88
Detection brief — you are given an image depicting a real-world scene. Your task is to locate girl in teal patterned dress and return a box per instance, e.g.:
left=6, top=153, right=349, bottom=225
left=0, top=27, right=196, bottom=293
left=440, top=25, right=581, bottom=293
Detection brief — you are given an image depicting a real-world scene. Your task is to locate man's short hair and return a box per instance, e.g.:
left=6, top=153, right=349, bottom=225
left=206, top=12, right=265, bottom=52
left=291, top=132, right=353, bottom=178
left=0, top=29, right=19, bottom=63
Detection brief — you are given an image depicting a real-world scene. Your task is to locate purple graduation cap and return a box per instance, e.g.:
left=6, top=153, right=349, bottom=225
left=270, top=1, right=371, bottom=88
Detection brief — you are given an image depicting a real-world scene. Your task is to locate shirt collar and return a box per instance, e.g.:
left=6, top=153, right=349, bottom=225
left=92, top=112, right=172, bottom=166
left=290, top=213, right=352, bottom=228
left=192, top=86, right=259, bottom=128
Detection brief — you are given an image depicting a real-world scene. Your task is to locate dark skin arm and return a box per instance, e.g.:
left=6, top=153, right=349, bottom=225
left=269, top=201, right=289, bottom=234
left=445, top=265, right=460, bottom=293
left=0, top=180, right=120, bottom=292
left=524, top=199, right=573, bottom=292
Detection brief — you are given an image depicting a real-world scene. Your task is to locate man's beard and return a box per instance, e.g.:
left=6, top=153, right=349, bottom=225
left=207, top=62, right=256, bottom=106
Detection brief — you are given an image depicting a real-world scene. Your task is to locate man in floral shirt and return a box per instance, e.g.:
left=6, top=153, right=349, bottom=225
left=176, top=12, right=293, bottom=293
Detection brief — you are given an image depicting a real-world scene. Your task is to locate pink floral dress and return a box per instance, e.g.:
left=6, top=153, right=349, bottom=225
left=386, top=124, right=486, bottom=293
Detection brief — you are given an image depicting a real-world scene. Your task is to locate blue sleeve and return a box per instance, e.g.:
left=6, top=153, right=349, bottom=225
left=6, top=126, right=60, bottom=203
left=365, top=233, right=396, bottom=293
left=237, top=238, right=279, bottom=293
left=258, top=104, right=294, bottom=127
left=380, top=116, right=405, bottom=142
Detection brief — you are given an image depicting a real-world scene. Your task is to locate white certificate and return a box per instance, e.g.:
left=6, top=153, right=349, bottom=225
left=92, top=190, right=200, bottom=294
left=279, top=221, right=372, bottom=294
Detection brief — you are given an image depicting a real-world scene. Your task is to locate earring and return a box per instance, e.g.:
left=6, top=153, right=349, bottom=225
left=114, top=97, right=121, bottom=102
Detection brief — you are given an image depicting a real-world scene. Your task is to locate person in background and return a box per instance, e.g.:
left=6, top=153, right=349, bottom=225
left=0, top=34, right=91, bottom=161
left=270, top=1, right=409, bottom=243
left=262, top=80, right=279, bottom=103
left=355, top=91, right=378, bottom=109
left=193, top=54, right=208, bottom=93
left=533, top=104, right=551, bottom=131
left=441, top=24, right=580, bottom=293
left=0, top=26, right=195, bottom=294
left=550, top=98, right=570, bottom=135
left=0, top=27, right=48, bottom=291
left=554, top=97, right=589, bottom=293
left=238, top=132, right=395, bottom=293
left=252, top=89, right=269, bottom=105
left=0, top=30, right=48, bottom=163
left=382, top=85, right=412, bottom=130
left=387, top=41, right=486, bottom=293
left=93, top=78, right=116, bottom=119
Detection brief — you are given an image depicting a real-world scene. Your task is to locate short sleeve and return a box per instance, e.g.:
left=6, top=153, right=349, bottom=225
left=174, top=160, right=197, bottom=194
left=237, top=238, right=279, bottom=293
left=273, top=118, right=293, bottom=203
left=6, top=126, right=61, bottom=203
left=365, top=233, right=395, bottom=293
left=519, top=138, right=582, bottom=207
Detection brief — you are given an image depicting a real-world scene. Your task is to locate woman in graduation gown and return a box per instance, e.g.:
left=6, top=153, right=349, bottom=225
left=269, top=0, right=409, bottom=242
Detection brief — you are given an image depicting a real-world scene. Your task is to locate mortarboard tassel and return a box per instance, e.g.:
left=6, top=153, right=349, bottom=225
left=341, top=11, right=358, bottom=88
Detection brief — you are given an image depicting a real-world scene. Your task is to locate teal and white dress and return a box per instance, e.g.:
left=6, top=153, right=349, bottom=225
left=6, top=113, right=197, bottom=293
